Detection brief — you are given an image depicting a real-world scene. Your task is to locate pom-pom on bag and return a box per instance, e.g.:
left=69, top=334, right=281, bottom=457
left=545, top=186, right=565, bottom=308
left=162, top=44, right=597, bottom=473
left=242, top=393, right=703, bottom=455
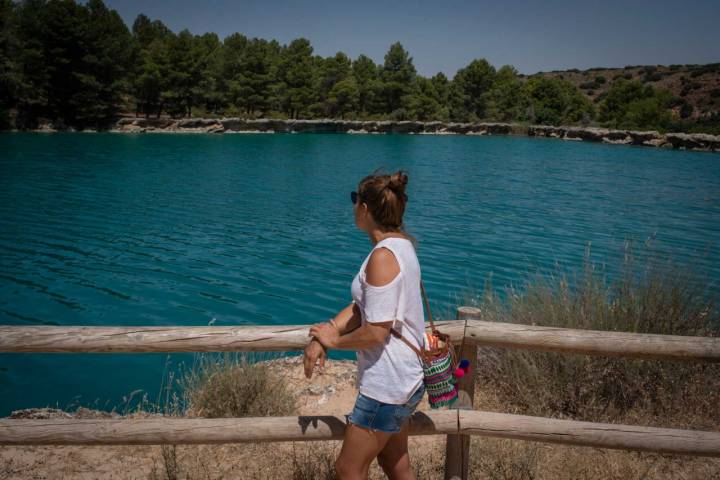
left=391, top=281, right=459, bottom=408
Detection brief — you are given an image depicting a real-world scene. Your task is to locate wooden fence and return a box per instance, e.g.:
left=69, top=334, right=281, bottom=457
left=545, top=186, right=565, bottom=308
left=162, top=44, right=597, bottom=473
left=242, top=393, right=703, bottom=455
left=1, top=306, right=719, bottom=480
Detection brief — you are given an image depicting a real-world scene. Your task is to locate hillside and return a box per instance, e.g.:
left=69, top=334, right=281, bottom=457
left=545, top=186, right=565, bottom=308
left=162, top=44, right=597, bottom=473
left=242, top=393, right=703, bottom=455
left=533, top=63, right=720, bottom=123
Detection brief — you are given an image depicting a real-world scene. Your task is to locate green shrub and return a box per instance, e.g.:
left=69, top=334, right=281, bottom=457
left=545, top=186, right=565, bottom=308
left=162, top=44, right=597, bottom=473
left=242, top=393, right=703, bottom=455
left=599, top=79, right=674, bottom=130
left=521, top=76, right=595, bottom=125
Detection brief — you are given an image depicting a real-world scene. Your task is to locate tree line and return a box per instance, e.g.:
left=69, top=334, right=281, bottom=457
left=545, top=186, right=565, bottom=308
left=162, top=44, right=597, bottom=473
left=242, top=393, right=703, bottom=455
left=0, top=0, right=691, bottom=132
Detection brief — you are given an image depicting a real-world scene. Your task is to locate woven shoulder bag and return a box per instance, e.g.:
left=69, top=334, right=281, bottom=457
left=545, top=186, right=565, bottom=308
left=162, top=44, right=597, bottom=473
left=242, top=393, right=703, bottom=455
left=391, top=281, right=459, bottom=408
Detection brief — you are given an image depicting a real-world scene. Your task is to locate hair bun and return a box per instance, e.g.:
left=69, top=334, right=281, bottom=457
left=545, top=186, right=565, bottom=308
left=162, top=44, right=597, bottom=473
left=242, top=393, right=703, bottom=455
left=388, top=171, right=408, bottom=194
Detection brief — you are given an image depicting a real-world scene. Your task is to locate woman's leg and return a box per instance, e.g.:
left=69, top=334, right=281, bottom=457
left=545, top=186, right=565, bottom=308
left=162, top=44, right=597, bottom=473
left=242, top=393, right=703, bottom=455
left=335, top=422, right=392, bottom=480
left=376, top=421, right=415, bottom=480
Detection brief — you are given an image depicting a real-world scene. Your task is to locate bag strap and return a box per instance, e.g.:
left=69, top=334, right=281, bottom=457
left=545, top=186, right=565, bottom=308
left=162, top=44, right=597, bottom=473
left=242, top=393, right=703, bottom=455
left=390, top=279, right=434, bottom=360
left=420, top=280, right=436, bottom=332
left=390, top=327, right=423, bottom=357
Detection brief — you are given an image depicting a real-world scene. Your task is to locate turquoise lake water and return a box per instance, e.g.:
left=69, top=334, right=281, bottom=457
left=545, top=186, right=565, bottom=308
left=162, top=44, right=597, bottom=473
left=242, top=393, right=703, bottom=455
left=0, top=133, right=718, bottom=416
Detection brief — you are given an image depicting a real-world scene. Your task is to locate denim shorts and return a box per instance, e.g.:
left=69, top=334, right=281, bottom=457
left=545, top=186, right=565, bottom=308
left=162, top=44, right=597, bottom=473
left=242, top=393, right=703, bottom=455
left=347, top=384, right=425, bottom=433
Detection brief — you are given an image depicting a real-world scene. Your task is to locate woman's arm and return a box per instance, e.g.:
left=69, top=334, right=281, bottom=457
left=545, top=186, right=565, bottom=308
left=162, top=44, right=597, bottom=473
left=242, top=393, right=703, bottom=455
left=310, top=303, right=393, bottom=350
left=329, top=301, right=362, bottom=334
left=310, top=320, right=392, bottom=350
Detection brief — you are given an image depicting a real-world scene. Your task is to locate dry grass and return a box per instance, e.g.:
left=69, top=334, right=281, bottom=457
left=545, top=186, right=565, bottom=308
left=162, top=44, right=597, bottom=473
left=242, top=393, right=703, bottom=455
left=144, top=353, right=298, bottom=479
left=467, top=246, right=719, bottom=427
left=291, top=443, right=338, bottom=480
left=177, top=352, right=297, bottom=418
left=465, top=437, right=720, bottom=480
left=459, top=245, right=720, bottom=479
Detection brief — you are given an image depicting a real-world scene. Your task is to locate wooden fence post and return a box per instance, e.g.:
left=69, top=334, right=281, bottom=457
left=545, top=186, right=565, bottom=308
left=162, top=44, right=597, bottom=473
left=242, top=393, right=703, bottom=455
left=444, top=306, right=482, bottom=480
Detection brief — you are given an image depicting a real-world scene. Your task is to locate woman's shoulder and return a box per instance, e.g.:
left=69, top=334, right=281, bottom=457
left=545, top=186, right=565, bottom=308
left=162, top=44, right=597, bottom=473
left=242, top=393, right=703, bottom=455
left=365, top=246, right=401, bottom=287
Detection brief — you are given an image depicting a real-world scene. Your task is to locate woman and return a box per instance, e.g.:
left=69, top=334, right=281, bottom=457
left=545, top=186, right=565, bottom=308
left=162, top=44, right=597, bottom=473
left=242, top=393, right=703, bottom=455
left=304, top=169, right=426, bottom=480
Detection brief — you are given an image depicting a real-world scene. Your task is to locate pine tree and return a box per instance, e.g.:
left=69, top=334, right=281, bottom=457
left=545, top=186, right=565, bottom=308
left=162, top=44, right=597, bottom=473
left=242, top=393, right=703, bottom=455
left=0, top=0, right=20, bottom=127
left=380, top=42, right=417, bottom=117
left=352, top=54, right=380, bottom=116
left=449, top=59, right=496, bottom=121
left=230, top=38, right=276, bottom=116
left=275, top=38, right=316, bottom=119
left=314, top=52, right=351, bottom=117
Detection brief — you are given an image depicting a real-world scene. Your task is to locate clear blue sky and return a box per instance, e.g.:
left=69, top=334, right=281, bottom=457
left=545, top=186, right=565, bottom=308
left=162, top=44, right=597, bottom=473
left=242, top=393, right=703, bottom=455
left=105, top=0, right=720, bottom=78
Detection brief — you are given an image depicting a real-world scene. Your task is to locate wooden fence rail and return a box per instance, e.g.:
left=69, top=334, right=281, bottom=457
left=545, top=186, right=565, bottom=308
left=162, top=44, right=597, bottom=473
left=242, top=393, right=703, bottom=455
left=1, top=410, right=718, bottom=457
left=1, top=317, right=718, bottom=361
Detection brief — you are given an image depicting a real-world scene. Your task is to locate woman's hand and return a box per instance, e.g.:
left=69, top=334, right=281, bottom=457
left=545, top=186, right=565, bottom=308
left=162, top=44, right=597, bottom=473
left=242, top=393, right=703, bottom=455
left=303, top=339, right=327, bottom=379
left=309, top=322, right=340, bottom=349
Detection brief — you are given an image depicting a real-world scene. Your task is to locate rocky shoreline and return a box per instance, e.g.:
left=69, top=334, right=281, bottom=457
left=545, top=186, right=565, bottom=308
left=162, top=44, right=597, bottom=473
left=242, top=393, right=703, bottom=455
left=22, top=117, right=720, bottom=152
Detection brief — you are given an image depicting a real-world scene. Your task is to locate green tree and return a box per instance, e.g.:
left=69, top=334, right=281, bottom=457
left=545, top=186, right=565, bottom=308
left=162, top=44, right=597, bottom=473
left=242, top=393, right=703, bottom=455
left=599, top=79, right=673, bottom=130
left=449, top=59, right=496, bottom=121
left=430, top=72, right=450, bottom=108
left=5, top=0, right=133, bottom=128
left=197, top=33, right=225, bottom=114
left=132, top=13, right=170, bottom=49
left=228, top=38, right=277, bottom=116
left=352, top=54, right=381, bottom=116
left=29, top=0, right=88, bottom=126
left=12, top=0, right=50, bottom=127
left=131, top=14, right=172, bottom=117
left=219, top=32, right=248, bottom=111
left=406, top=76, right=446, bottom=120
left=275, top=38, right=316, bottom=118
left=74, top=0, right=134, bottom=127
left=327, top=77, right=359, bottom=118
left=380, top=42, right=417, bottom=116
left=133, top=35, right=170, bottom=117
left=485, top=65, right=526, bottom=122
left=0, top=0, right=21, bottom=127
left=313, top=52, right=352, bottom=117
left=163, top=30, right=208, bottom=117
left=522, top=76, right=594, bottom=125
